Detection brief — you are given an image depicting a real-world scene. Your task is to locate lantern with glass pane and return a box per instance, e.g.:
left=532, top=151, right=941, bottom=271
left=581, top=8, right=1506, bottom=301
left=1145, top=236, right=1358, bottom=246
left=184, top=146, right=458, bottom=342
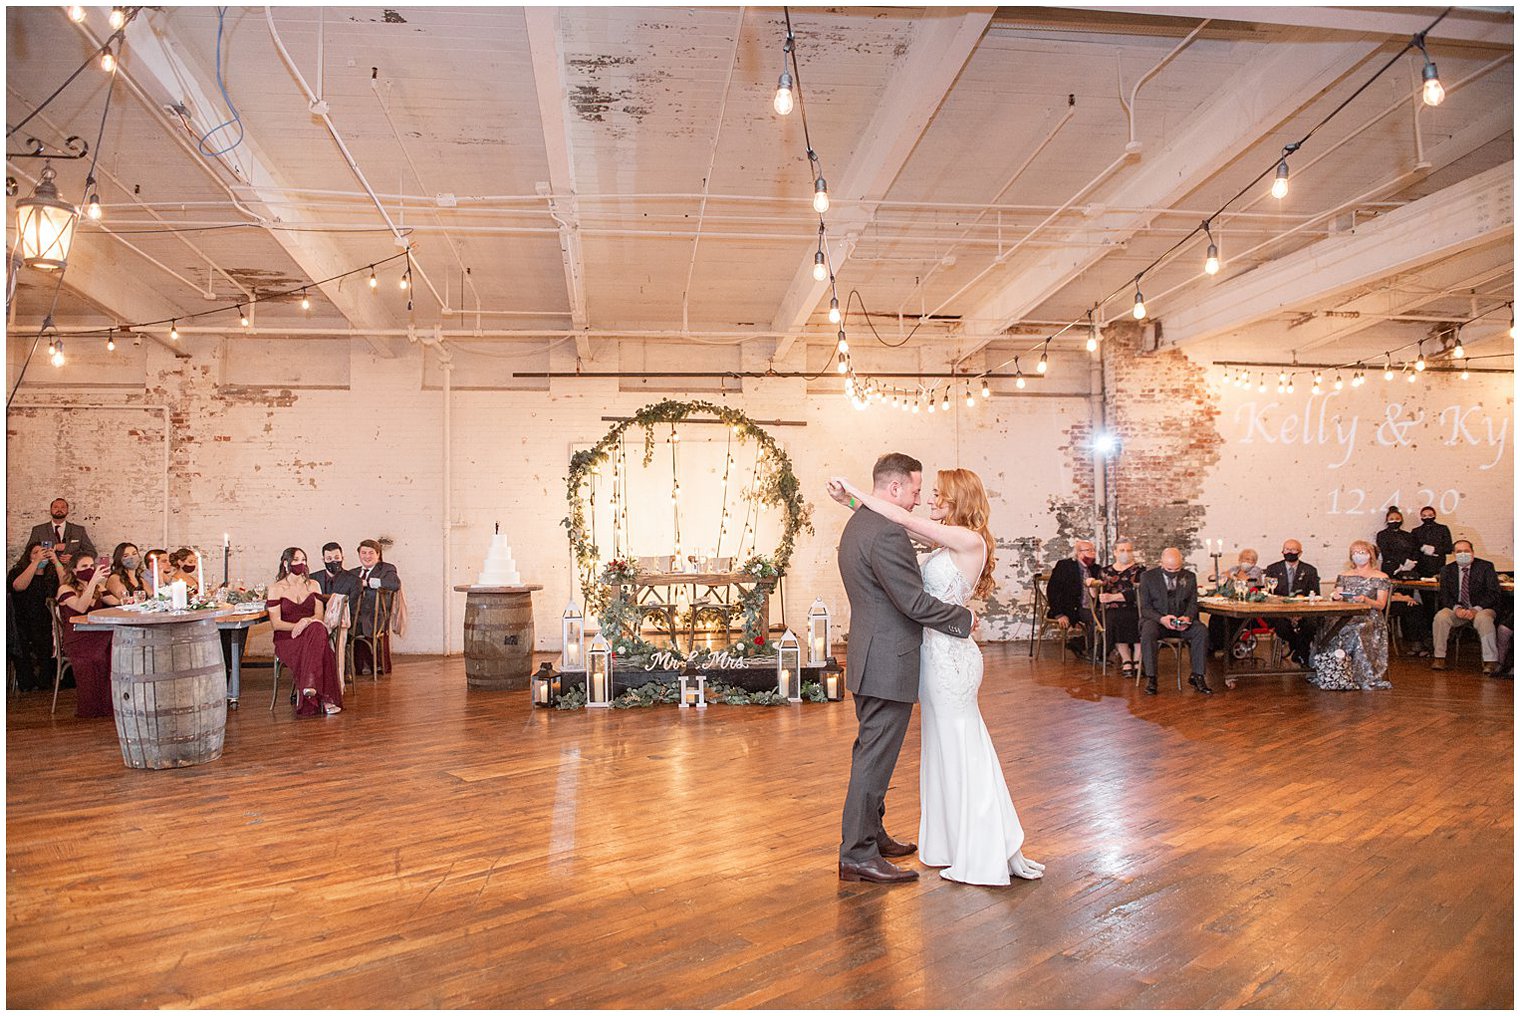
left=820, top=656, right=845, bottom=701
left=586, top=634, right=613, bottom=707
left=806, top=597, right=832, bottom=666
left=561, top=602, right=585, bottom=672
left=776, top=629, right=803, bottom=703
left=530, top=662, right=560, bottom=708
left=678, top=661, right=707, bottom=709
left=15, top=164, right=77, bottom=271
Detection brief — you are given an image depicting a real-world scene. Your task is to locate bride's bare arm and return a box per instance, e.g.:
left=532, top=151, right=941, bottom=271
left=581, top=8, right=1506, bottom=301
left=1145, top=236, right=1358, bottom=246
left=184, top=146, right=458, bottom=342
left=828, top=478, right=983, bottom=554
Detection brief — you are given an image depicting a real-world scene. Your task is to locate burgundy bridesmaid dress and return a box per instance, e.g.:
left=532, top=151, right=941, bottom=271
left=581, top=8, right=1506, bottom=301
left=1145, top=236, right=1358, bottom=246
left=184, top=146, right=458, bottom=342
left=269, top=595, right=342, bottom=716
left=59, top=602, right=113, bottom=718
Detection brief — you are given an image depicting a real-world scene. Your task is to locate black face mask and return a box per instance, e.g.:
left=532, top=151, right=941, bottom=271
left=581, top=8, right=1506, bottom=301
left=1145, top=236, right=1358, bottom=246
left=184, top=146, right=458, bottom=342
left=324, top=561, right=342, bottom=574
left=1420, top=516, right=1436, bottom=525
left=1283, top=552, right=1300, bottom=563
left=1386, top=519, right=1402, bottom=528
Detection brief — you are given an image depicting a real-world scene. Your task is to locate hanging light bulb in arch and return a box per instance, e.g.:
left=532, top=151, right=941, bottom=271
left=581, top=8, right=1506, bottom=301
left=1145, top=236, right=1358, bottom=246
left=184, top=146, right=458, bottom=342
left=108, top=6, right=126, bottom=29
left=66, top=6, right=86, bottom=23
left=300, top=289, right=311, bottom=312
left=1086, top=311, right=1100, bottom=352
left=51, top=338, right=65, bottom=368
left=1014, top=358, right=1026, bottom=390
left=812, top=249, right=827, bottom=282
left=1415, top=343, right=1427, bottom=371
left=100, top=41, right=117, bottom=73
left=1460, top=358, right=1470, bottom=380
left=1450, top=327, right=1464, bottom=359
left=1271, top=157, right=1290, bottom=200
left=238, top=304, right=250, bottom=328
left=1383, top=354, right=1394, bottom=381
left=169, top=320, right=180, bottom=341
left=981, top=378, right=991, bottom=400
left=105, top=327, right=115, bottom=352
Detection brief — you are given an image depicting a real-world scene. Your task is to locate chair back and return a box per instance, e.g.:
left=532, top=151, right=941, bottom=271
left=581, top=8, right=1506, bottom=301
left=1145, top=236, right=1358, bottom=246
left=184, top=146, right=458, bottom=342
left=370, top=588, right=397, bottom=634
left=46, top=597, right=67, bottom=656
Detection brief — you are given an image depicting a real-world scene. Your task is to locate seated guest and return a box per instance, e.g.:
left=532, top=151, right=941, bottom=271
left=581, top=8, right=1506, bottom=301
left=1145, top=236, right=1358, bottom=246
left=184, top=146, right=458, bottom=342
left=7, top=542, right=58, bottom=692
left=27, top=496, right=96, bottom=563
left=102, top=543, right=146, bottom=606
left=1263, top=539, right=1321, bottom=666
left=1046, top=539, right=1102, bottom=659
left=1099, top=541, right=1144, bottom=677
left=267, top=548, right=342, bottom=716
left=1139, top=548, right=1211, bottom=696
left=1431, top=540, right=1503, bottom=674
left=145, top=549, right=174, bottom=595
left=1309, top=540, right=1391, bottom=690
left=317, top=542, right=360, bottom=600
left=351, top=539, right=401, bottom=675
left=169, top=547, right=201, bottom=595
left=1208, top=548, right=1264, bottom=653
left=55, top=552, right=114, bottom=718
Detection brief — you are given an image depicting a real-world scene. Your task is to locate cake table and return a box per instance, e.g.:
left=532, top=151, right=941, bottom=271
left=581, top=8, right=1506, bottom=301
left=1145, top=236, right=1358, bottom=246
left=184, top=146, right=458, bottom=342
left=454, top=584, right=545, bottom=690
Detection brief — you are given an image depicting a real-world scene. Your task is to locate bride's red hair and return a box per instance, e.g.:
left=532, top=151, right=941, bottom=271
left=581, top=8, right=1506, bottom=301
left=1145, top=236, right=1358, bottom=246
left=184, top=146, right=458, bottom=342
left=935, top=468, right=997, bottom=599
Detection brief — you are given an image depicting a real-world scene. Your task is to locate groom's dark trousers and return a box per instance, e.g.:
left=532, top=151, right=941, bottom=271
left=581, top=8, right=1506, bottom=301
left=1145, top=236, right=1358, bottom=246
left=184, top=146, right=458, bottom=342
left=837, top=504, right=972, bottom=865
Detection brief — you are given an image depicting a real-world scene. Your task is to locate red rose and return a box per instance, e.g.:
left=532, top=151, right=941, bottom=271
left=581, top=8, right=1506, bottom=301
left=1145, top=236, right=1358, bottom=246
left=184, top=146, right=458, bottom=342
left=754, top=636, right=765, bottom=646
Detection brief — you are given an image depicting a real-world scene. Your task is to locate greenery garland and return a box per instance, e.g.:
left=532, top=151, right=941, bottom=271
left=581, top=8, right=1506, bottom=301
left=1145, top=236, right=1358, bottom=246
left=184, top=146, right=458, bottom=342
left=550, top=679, right=825, bottom=709
left=562, top=399, right=813, bottom=663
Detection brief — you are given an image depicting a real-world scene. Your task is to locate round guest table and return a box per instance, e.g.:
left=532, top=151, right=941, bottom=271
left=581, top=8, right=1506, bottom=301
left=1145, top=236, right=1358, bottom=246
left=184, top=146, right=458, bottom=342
left=72, top=606, right=234, bottom=770
left=454, top=584, right=543, bottom=690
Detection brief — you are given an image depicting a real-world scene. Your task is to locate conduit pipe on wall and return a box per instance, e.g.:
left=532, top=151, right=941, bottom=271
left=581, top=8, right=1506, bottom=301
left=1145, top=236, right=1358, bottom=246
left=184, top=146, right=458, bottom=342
left=438, top=336, right=455, bottom=656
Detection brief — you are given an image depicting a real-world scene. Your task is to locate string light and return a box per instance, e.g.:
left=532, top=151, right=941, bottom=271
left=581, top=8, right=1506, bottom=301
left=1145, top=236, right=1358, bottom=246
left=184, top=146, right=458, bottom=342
left=1333, top=372, right=1344, bottom=391
left=828, top=295, right=841, bottom=324
left=835, top=352, right=848, bottom=374
left=836, top=329, right=848, bottom=356
left=965, top=387, right=976, bottom=409
left=1405, top=361, right=1417, bottom=383
left=940, top=391, right=951, bottom=413
left=100, top=42, right=117, bottom=73
left=1414, top=33, right=1444, bottom=106
left=108, top=6, right=126, bottom=29
left=927, top=389, right=936, bottom=414
left=105, top=328, right=115, bottom=352
left=84, top=179, right=102, bottom=221
left=773, top=37, right=795, bottom=115
left=1451, top=329, right=1464, bottom=359
left=1286, top=376, right=1296, bottom=394
left=1312, top=378, right=1322, bottom=395
left=238, top=304, right=249, bottom=327
left=399, top=270, right=410, bottom=290
left=169, top=320, right=179, bottom=341
left=1460, top=358, right=1470, bottom=380
left=1086, top=313, right=1099, bottom=352
left=1271, top=157, right=1290, bottom=200
left=812, top=249, right=827, bottom=282
left=1256, top=373, right=1267, bottom=393
left=1132, top=281, right=1146, bottom=320
left=1014, top=360, right=1026, bottom=390
left=66, top=6, right=86, bottom=23
left=368, top=265, right=378, bottom=289
left=1383, top=355, right=1394, bottom=381
left=981, top=378, right=991, bottom=400
left=1037, top=341, right=1049, bottom=374
left=1202, top=220, right=1220, bottom=275
left=1415, top=343, right=1426, bottom=371
left=300, top=289, right=311, bottom=312
left=812, top=176, right=830, bottom=214
left=51, top=339, right=65, bottom=368
left=1277, top=370, right=1288, bottom=386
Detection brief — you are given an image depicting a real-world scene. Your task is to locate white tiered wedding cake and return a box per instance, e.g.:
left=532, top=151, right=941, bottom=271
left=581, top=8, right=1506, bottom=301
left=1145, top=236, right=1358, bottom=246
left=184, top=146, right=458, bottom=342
left=476, top=530, right=522, bottom=586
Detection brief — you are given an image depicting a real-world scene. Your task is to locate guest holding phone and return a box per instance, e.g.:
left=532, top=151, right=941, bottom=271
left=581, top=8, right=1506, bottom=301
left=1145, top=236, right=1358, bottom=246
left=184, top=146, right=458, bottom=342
left=56, top=552, right=113, bottom=718
left=103, top=543, right=147, bottom=606
left=27, top=497, right=95, bottom=563
left=267, top=548, right=343, bottom=716
left=1138, top=547, right=1211, bottom=696
left=8, top=541, right=59, bottom=692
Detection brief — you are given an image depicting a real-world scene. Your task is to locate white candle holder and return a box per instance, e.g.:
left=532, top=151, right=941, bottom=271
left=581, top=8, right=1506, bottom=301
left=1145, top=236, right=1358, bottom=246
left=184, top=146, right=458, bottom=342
left=777, top=628, right=802, bottom=703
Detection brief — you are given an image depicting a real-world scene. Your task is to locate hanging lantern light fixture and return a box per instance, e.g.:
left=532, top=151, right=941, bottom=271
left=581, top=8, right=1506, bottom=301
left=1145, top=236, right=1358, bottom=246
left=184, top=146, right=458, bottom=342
left=14, top=164, right=78, bottom=271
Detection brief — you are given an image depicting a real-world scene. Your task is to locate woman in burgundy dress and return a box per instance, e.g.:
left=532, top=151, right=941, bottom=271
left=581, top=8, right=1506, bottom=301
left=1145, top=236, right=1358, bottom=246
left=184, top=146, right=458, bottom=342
left=56, top=552, right=114, bottom=718
left=267, top=547, right=342, bottom=716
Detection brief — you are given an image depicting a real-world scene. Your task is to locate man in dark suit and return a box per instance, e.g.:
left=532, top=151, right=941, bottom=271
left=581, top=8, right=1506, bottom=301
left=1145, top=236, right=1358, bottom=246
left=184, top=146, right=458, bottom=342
left=1139, top=547, right=1211, bottom=696
left=350, top=539, right=402, bottom=675
left=27, top=497, right=95, bottom=564
left=317, top=542, right=360, bottom=600
left=836, top=453, right=972, bottom=884
left=1407, top=507, right=1454, bottom=655
left=1045, top=540, right=1101, bottom=659
left=1262, top=538, right=1321, bottom=666
left=1431, top=540, right=1503, bottom=674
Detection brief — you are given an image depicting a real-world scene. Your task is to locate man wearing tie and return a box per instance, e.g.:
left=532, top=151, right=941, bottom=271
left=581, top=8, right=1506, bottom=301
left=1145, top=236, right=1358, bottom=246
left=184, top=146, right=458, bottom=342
left=350, top=539, right=401, bottom=675
left=1262, top=539, right=1321, bottom=666
left=1431, top=540, right=1503, bottom=674
left=27, top=498, right=95, bottom=564
left=1138, top=547, right=1212, bottom=696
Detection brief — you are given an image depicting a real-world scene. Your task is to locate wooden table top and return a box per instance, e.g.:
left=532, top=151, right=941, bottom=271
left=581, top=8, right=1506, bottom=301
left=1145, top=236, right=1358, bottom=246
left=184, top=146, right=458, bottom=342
left=452, top=584, right=544, bottom=593
left=627, top=571, right=755, bottom=586
left=75, top=605, right=239, bottom=626
left=1199, top=596, right=1373, bottom=617
left=1392, top=577, right=1516, bottom=592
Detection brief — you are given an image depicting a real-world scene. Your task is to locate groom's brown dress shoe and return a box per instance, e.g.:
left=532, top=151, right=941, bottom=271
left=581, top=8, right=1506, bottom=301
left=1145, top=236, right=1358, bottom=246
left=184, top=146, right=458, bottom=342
left=878, top=833, right=917, bottom=858
left=839, top=857, right=919, bottom=884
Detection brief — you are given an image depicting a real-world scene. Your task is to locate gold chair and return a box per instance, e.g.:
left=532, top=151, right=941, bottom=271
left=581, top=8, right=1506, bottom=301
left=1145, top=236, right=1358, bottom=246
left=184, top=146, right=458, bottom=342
left=47, top=597, right=75, bottom=716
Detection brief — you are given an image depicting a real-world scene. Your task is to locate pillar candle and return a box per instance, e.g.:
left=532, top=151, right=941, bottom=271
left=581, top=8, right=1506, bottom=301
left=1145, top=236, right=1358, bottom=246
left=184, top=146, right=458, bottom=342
left=826, top=673, right=838, bottom=699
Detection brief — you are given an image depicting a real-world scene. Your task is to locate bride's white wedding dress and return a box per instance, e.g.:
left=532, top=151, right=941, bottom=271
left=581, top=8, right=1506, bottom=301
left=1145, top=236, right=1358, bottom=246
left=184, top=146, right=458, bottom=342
left=918, top=548, right=1045, bottom=885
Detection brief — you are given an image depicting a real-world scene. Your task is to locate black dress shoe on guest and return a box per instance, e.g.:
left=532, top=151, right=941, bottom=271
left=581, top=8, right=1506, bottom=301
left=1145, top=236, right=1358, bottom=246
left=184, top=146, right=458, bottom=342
left=1189, top=674, right=1214, bottom=694
left=878, top=834, right=917, bottom=858
left=1144, top=676, right=1158, bottom=695
left=839, top=857, right=919, bottom=884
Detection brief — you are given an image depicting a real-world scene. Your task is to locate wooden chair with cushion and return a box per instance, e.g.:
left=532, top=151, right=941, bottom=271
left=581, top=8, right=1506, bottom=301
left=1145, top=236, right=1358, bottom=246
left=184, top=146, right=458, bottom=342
left=47, top=597, right=75, bottom=716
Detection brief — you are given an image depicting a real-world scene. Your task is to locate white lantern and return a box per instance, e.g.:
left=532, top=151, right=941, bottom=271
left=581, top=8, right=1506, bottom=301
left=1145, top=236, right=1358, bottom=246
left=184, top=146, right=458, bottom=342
left=777, top=628, right=802, bottom=703
left=561, top=602, right=585, bottom=671
left=15, top=165, right=78, bottom=271
left=586, top=634, right=613, bottom=707
left=806, top=597, right=832, bottom=666
left=678, top=667, right=707, bottom=709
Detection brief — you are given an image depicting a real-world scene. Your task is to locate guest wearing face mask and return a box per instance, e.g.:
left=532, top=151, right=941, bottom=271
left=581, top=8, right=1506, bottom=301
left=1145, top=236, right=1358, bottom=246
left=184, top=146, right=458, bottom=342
left=1431, top=540, right=1503, bottom=674
left=1262, top=540, right=1321, bottom=666
left=55, top=552, right=114, bottom=717
left=1139, top=547, right=1211, bottom=695
left=1309, top=540, right=1391, bottom=690
left=267, top=547, right=343, bottom=716
left=169, top=547, right=201, bottom=595
left=317, top=542, right=361, bottom=601
left=1405, top=507, right=1454, bottom=655
left=1099, top=540, right=1144, bottom=677
left=1208, top=548, right=1264, bottom=653
left=1045, top=539, right=1103, bottom=660
left=8, top=541, right=59, bottom=692
left=102, top=542, right=146, bottom=606
left=1375, top=507, right=1421, bottom=580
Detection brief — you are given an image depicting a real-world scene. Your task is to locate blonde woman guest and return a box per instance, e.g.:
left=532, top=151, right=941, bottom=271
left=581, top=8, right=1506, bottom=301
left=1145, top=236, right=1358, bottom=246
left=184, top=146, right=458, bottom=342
left=1309, top=539, right=1391, bottom=690
left=830, top=468, right=1044, bottom=886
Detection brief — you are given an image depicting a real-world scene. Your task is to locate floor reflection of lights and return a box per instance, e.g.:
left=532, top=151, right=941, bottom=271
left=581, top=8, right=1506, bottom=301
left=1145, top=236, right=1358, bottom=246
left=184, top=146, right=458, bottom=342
left=548, top=745, right=580, bottom=874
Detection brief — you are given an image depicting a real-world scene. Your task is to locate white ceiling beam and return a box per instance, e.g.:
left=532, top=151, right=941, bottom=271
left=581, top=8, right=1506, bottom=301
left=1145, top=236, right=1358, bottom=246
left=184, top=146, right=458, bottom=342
left=1164, top=162, right=1514, bottom=346
left=951, top=32, right=1381, bottom=361
left=524, top=7, right=591, bottom=362
left=769, top=7, right=995, bottom=362
left=16, top=239, right=192, bottom=359
left=1072, top=7, right=1514, bottom=47
left=99, top=13, right=408, bottom=358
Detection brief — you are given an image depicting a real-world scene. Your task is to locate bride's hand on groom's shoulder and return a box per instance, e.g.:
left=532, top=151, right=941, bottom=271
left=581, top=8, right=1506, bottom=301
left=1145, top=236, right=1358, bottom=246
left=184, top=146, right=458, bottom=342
left=825, top=479, right=853, bottom=507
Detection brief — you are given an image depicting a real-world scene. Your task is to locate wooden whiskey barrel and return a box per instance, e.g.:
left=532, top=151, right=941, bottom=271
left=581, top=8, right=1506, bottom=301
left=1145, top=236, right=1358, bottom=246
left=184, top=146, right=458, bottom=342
left=462, top=590, right=535, bottom=690
left=110, top=618, right=227, bottom=769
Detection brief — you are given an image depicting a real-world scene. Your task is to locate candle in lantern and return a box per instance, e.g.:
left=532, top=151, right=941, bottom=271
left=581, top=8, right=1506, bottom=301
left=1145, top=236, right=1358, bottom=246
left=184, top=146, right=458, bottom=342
left=566, top=642, right=579, bottom=666
left=684, top=686, right=698, bottom=705
left=826, top=672, right=838, bottom=699
left=780, top=669, right=791, bottom=699
left=536, top=681, right=549, bottom=705
left=812, top=635, right=825, bottom=661
left=593, top=672, right=606, bottom=702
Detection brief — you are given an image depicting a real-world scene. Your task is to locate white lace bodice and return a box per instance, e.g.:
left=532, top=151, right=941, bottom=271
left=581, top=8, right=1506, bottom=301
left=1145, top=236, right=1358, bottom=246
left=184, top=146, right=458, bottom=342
left=921, top=548, right=973, bottom=607
left=920, top=549, right=981, bottom=708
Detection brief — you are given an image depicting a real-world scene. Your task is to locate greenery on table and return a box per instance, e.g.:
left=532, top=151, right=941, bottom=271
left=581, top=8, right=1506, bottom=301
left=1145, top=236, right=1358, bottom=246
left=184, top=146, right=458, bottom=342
left=549, top=678, right=828, bottom=709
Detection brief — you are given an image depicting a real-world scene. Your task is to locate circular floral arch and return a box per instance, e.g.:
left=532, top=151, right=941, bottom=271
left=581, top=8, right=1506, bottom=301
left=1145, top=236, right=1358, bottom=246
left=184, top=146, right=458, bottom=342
left=562, top=399, right=814, bottom=657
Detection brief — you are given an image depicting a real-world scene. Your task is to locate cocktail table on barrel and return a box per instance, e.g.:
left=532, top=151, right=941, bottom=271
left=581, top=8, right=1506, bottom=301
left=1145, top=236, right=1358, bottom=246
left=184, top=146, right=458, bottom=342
left=453, top=584, right=544, bottom=690
left=72, top=606, right=235, bottom=770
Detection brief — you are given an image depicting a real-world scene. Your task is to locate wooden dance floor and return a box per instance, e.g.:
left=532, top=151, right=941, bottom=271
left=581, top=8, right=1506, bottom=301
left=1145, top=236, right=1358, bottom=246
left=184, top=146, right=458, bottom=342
left=7, top=647, right=1512, bottom=1008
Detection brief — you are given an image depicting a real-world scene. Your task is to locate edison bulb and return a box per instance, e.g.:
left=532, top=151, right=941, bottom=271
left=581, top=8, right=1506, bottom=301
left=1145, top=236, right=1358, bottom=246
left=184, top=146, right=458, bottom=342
left=1422, top=62, right=1445, bottom=107
left=828, top=297, right=841, bottom=324
left=812, top=177, right=830, bottom=214
left=1132, top=294, right=1147, bottom=320
left=773, top=73, right=794, bottom=116
left=108, top=7, right=125, bottom=29
left=1204, top=243, right=1220, bottom=275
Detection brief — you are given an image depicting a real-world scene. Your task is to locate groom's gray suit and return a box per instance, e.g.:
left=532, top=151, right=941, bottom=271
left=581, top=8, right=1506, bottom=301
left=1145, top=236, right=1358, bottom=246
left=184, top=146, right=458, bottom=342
left=838, top=506, right=973, bottom=865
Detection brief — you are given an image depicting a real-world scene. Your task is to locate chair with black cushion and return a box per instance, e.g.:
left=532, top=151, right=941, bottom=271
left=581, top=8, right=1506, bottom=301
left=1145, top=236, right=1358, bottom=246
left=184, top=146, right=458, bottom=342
left=47, top=597, right=75, bottom=716
left=348, top=588, right=396, bottom=681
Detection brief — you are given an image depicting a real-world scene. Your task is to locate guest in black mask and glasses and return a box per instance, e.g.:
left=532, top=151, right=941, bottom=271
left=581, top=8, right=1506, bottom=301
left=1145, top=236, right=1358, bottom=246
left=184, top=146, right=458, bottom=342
left=1263, top=539, right=1321, bottom=666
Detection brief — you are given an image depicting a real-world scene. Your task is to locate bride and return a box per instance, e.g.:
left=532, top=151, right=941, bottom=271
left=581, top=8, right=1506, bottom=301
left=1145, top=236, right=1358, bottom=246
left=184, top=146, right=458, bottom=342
left=829, top=468, right=1044, bottom=885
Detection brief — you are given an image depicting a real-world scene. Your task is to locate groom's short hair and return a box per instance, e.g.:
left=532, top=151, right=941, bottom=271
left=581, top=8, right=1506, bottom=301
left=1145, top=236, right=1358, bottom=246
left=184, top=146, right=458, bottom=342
left=872, top=452, right=922, bottom=487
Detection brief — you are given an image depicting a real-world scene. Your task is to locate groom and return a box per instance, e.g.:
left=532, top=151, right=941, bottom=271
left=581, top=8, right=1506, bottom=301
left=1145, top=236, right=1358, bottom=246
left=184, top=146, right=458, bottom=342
left=837, top=453, right=974, bottom=883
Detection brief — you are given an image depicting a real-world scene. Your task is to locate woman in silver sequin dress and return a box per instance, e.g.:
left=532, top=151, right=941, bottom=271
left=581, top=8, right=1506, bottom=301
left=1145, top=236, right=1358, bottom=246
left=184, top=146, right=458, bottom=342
left=1310, top=539, right=1392, bottom=690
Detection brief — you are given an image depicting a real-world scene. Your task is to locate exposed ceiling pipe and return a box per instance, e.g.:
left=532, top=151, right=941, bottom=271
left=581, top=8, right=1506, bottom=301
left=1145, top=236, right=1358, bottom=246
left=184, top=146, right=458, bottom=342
left=1118, top=19, right=1210, bottom=147
left=36, top=323, right=1070, bottom=343
left=264, top=6, right=446, bottom=311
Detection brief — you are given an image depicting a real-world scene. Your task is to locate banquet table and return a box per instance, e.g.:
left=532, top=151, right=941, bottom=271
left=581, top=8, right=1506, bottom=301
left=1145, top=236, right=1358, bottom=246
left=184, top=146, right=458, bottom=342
left=1199, top=596, right=1374, bottom=688
left=626, top=570, right=770, bottom=655
left=1391, top=577, right=1516, bottom=593
left=71, top=604, right=269, bottom=708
